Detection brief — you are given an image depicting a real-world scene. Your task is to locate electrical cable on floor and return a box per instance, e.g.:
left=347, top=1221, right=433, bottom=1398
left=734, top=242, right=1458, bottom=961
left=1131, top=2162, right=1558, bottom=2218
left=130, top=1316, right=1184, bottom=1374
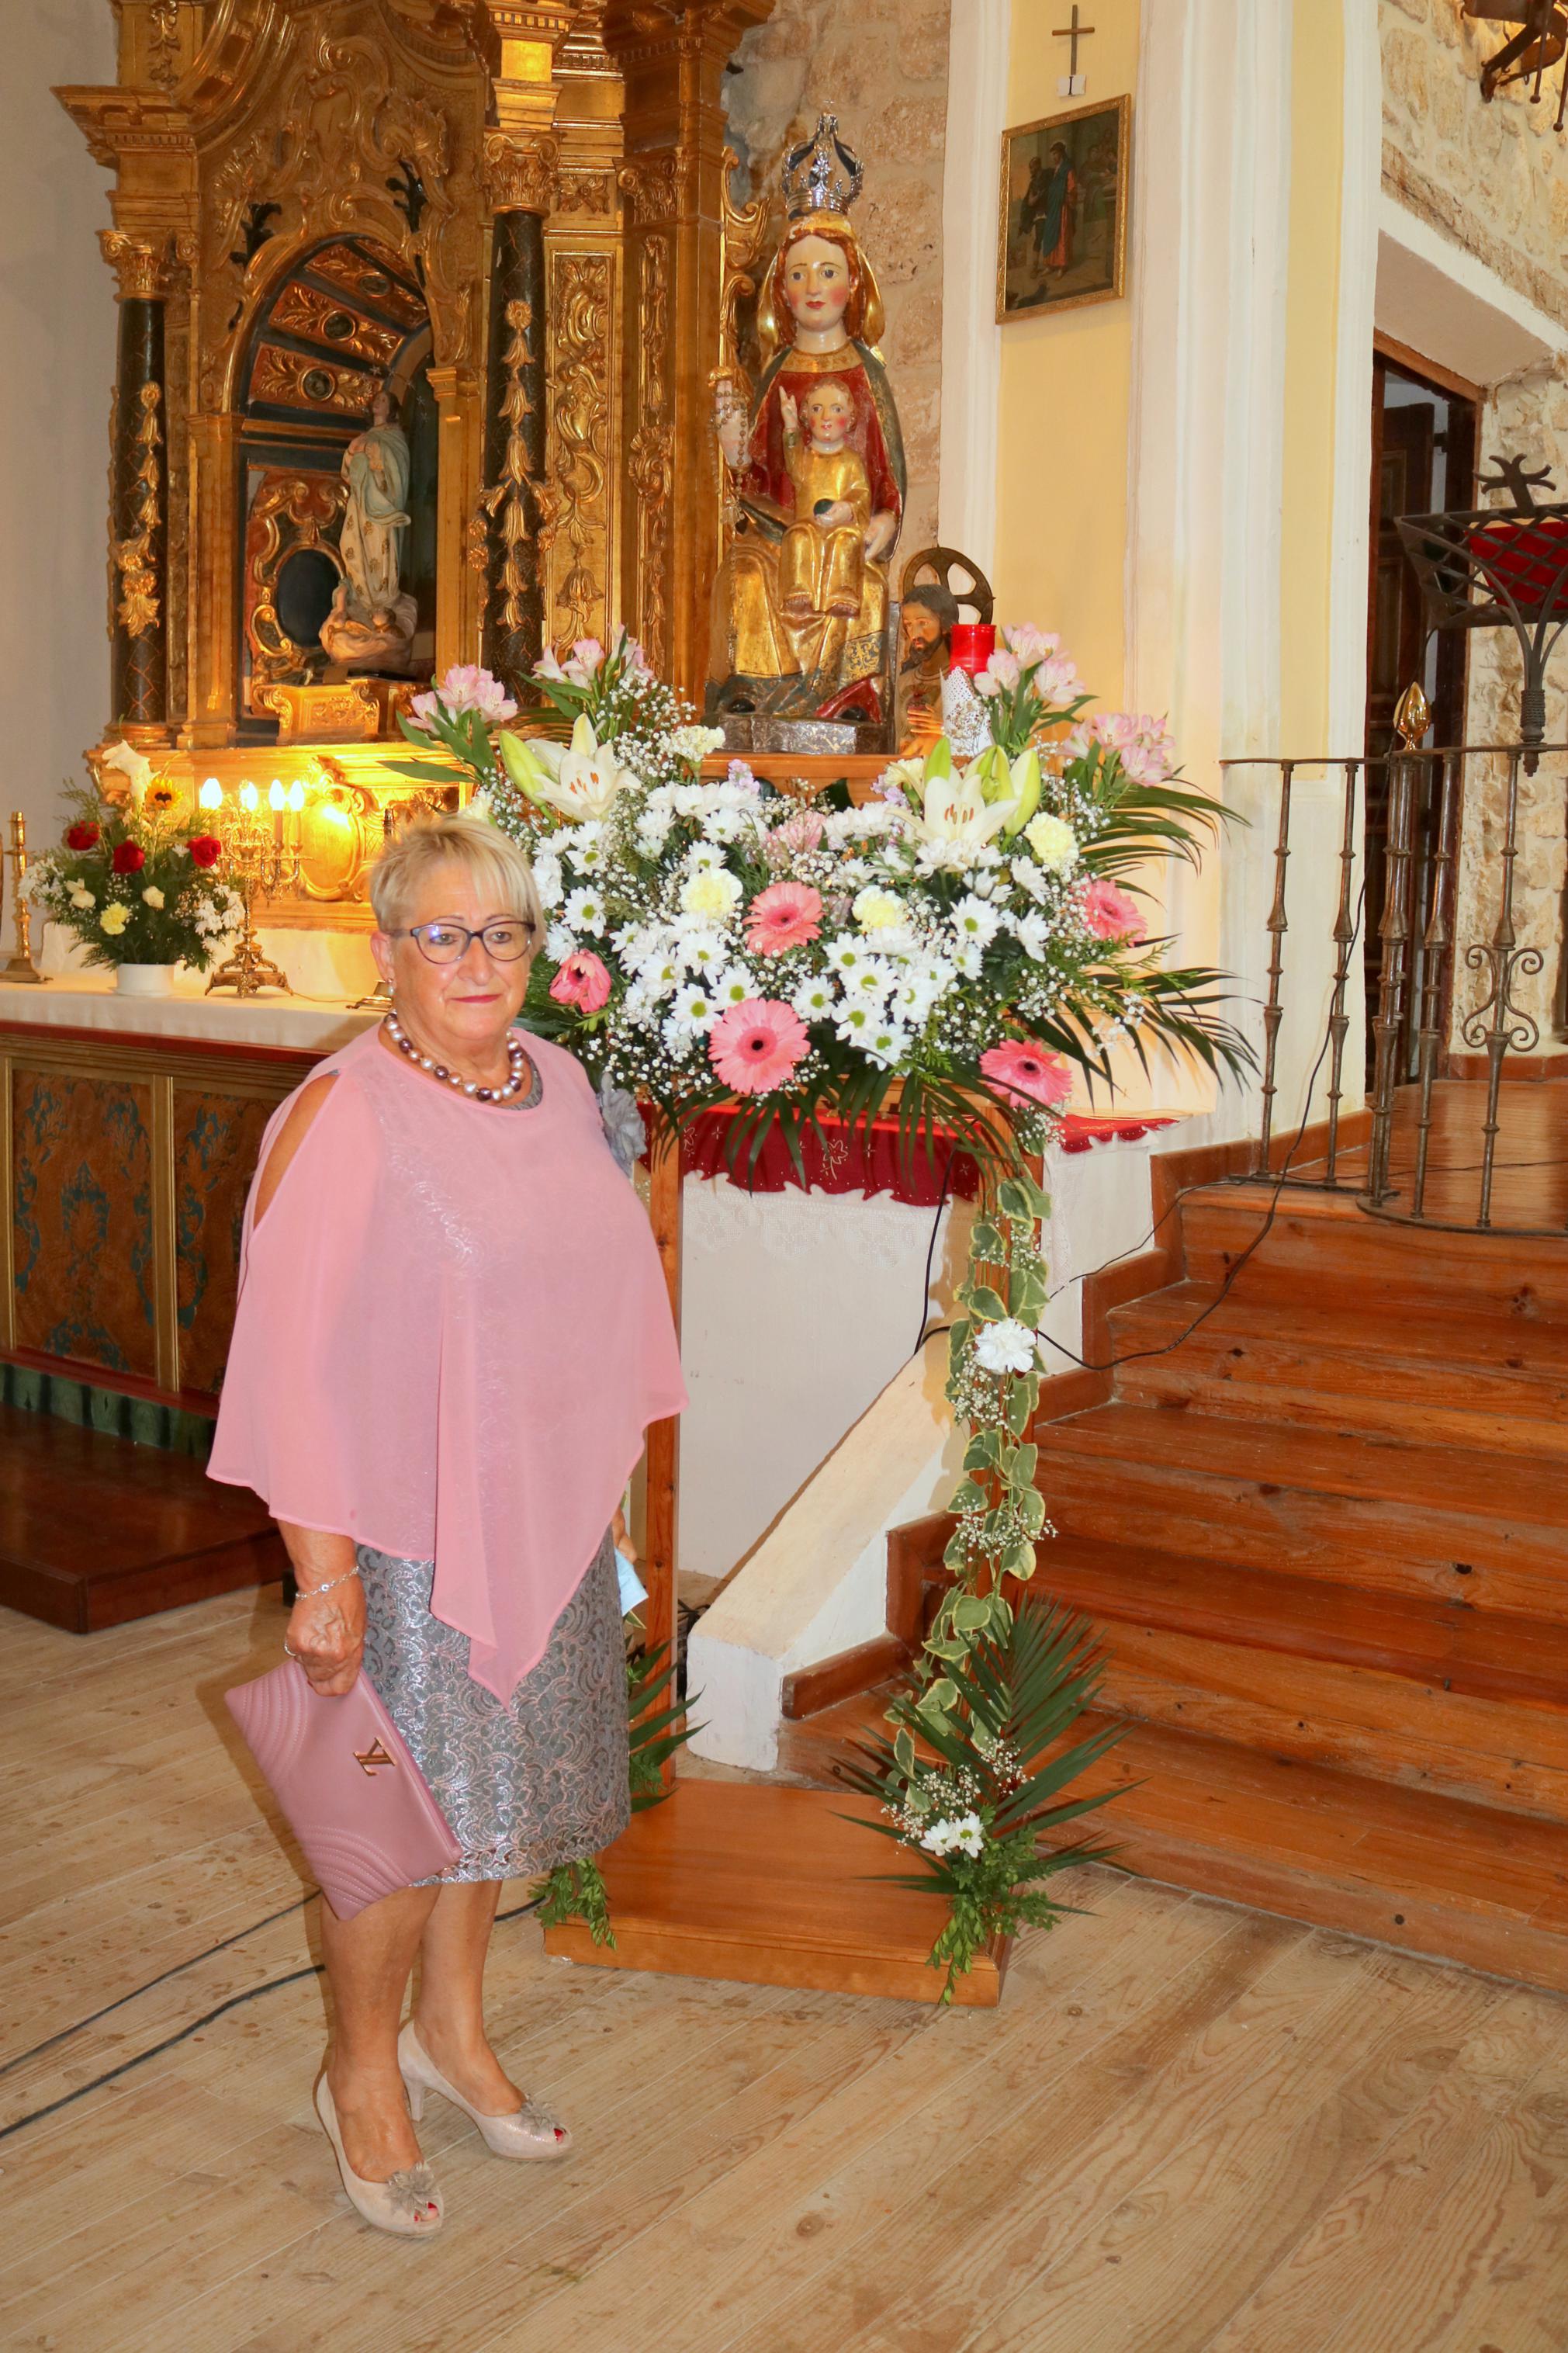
left=0, top=1890, right=546, bottom=2148
left=911, top=885, right=1366, bottom=1374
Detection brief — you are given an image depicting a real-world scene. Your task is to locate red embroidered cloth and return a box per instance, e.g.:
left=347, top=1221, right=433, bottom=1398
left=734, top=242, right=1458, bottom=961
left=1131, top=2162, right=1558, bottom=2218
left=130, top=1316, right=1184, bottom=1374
left=666, top=1104, right=1175, bottom=1206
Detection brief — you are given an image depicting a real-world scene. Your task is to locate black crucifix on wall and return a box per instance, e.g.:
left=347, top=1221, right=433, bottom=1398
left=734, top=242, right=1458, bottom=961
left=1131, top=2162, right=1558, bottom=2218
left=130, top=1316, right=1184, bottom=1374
left=1054, top=5, right=1096, bottom=95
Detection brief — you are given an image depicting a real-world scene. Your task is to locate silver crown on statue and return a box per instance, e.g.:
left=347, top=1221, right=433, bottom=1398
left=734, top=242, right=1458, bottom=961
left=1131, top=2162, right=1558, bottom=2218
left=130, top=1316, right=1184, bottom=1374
left=781, top=113, right=864, bottom=220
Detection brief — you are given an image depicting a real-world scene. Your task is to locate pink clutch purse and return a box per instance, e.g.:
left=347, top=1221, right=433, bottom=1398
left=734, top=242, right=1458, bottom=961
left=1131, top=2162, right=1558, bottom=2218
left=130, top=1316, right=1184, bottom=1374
left=226, top=1660, right=461, bottom=1920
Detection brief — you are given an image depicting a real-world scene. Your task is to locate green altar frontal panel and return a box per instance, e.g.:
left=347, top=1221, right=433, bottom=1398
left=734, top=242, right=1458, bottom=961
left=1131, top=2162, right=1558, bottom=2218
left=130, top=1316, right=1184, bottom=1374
left=2, top=1022, right=315, bottom=1417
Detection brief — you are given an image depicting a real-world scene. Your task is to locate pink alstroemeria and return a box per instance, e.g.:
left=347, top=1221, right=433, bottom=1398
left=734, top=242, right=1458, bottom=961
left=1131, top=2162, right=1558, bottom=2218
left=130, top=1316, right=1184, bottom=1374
left=437, top=664, right=517, bottom=723
left=745, top=881, right=824, bottom=955
left=1034, top=653, right=1081, bottom=703
left=974, top=647, right=1022, bottom=698
left=708, top=998, right=810, bottom=1095
left=1001, top=623, right=1059, bottom=666
left=980, top=1041, right=1075, bottom=1110
left=549, top=950, right=613, bottom=1014
left=1081, top=876, right=1145, bottom=941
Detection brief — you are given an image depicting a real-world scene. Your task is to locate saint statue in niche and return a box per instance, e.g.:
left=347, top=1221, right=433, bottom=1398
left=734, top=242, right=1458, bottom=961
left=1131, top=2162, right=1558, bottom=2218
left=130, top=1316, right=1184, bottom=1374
left=321, top=383, right=418, bottom=671
left=709, top=116, right=905, bottom=738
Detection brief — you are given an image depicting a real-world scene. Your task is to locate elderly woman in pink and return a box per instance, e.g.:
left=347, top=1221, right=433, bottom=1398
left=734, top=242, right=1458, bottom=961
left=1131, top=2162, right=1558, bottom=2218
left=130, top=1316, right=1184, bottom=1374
left=209, top=812, right=684, bottom=2240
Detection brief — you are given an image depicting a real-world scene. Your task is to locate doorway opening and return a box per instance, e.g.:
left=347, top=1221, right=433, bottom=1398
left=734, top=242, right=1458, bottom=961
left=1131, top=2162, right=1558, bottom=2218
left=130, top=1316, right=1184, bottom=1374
left=1364, top=339, right=1479, bottom=1080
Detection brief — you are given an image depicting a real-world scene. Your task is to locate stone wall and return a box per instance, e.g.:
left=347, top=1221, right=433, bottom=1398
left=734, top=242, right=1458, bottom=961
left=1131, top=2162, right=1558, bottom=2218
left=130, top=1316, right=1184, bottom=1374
left=1382, top=0, right=1568, bottom=1045
left=1381, top=0, right=1568, bottom=327
left=722, top=0, right=950, bottom=551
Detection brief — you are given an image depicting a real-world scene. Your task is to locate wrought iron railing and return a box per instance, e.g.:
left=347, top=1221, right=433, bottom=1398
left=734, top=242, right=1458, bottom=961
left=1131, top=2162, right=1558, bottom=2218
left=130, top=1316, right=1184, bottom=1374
left=1219, top=741, right=1566, bottom=1233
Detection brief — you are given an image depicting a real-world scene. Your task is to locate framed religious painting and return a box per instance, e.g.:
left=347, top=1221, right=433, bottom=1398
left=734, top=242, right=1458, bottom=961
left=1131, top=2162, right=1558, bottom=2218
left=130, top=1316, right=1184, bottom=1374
left=996, top=92, right=1132, bottom=324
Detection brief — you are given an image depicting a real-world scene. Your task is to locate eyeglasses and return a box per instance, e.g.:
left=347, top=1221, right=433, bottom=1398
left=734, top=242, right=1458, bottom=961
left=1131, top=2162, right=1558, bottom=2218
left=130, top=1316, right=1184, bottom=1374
left=389, top=918, right=537, bottom=965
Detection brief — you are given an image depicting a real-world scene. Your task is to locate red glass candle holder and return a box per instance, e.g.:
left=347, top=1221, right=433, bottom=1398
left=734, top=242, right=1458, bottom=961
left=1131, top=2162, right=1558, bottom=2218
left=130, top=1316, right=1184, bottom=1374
left=948, top=623, right=996, bottom=676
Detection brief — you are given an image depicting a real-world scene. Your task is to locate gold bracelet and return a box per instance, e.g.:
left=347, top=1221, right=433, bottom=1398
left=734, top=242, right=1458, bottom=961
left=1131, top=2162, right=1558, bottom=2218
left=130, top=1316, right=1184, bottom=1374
left=294, top=1564, right=362, bottom=1599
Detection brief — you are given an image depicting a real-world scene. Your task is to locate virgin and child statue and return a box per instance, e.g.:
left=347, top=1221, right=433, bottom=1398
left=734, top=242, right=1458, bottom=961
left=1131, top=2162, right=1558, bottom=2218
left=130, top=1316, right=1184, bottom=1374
left=320, top=383, right=419, bottom=671
left=709, top=116, right=906, bottom=737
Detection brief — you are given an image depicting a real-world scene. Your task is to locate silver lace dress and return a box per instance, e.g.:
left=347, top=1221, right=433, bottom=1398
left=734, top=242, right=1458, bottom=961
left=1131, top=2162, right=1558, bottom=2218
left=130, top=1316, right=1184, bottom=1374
left=356, top=1059, right=644, bottom=1885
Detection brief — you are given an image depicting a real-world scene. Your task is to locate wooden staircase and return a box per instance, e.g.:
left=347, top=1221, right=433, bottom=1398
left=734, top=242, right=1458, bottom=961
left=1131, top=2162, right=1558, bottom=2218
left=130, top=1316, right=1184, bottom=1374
left=781, top=1154, right=1568, bottom=1994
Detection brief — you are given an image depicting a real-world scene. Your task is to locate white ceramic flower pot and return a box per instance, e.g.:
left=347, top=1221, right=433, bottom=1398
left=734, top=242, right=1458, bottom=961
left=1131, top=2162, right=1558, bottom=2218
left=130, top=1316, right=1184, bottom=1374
left=114, top=962, right=178, bottom=998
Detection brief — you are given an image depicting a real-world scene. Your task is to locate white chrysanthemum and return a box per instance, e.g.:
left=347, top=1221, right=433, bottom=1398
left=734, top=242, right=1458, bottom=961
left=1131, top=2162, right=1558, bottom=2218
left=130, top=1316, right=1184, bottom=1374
left=823, top=934, right=870, bottom=976
left=531, top=846, right=564, bottom=910
left=835, top=1003, right=874, bottom=1040
left=852, top=885, right=905, bottom=934
left=563, top=886, right=605, bottom=934
left=952, top=938, right=985, bottom=979
left=1009, top=855, right=1051, bottom=906
left=673, top=927, right=727, bottom=974
left=712, top=966, right=756, bottom=1009
left=839, top=958, right=898, bottom=1007
left=1015, top=911, right=1054, bottom=962
left=634, top=951, right=684, bottom=1000
left=950, top=892, right=1002, bottom=947
left=862, top=1019, right=911, bottom=1069
left=668, top=980, right=719, bottom=1034
left=545, top=920, right=577, bottom=961
left=972, top=1317, right=1040, bottom=1376
left=559, top=820, right=606, bottom=872
left=791, top=975, right=838, bottom=1021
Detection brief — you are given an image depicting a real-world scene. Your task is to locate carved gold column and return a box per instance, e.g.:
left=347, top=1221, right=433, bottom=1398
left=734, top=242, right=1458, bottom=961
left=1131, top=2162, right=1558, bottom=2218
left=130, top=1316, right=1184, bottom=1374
left=101, top=230, right=173, bottom=746
left=431, top=365, right=483, bottom=677
left=476, top=3, right=574, bottom=698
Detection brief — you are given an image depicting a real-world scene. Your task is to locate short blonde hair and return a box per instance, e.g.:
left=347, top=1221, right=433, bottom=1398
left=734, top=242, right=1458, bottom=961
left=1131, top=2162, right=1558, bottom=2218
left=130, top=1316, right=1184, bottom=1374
left=368, top=810, right=543, bottom=941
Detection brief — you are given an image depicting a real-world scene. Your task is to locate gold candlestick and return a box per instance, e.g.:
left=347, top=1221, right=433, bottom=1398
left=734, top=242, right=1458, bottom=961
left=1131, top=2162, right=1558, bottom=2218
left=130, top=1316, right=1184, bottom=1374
left=205, top=792, right=296, bottom=998
left=350, top=802, right=398, bottom=1012
left=2, top=812, right=45, bottom=984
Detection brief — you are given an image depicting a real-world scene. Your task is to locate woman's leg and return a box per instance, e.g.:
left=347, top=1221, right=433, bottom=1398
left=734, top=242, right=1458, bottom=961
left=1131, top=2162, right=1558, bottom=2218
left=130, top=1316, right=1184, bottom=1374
left=413, top=1880, right=523, bottom=2114
left=321, top=1883, right=439, bottom=2177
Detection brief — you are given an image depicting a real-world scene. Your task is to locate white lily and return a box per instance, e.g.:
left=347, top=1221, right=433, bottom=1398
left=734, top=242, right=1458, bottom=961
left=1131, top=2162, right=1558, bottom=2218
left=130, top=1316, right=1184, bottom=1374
left=99, top=739, right=154, bottom=808
left=904, top=761, right=1016, bottom=861
left=497, top=716, right=636, bottom=823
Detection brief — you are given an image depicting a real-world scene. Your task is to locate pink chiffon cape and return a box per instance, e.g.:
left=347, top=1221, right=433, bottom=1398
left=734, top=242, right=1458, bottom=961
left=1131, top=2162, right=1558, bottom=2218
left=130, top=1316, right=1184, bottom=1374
left=207, top=1027, right=686, bottom=1700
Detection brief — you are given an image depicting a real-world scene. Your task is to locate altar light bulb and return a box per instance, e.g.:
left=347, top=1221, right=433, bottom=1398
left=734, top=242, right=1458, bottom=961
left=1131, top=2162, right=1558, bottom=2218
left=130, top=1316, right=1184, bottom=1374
left=199, top=778, right=222, bottom=809
left=268, top=780, right=286, bottom=811
left=239, top=781, right=258, bottom=813
left=286, top=781, right=305, bottom=813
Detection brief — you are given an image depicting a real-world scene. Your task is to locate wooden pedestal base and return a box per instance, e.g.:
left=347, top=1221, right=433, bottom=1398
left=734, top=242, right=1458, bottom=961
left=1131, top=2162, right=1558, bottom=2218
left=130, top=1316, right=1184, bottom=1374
left=542, top=1776, right=1007, bottom=2008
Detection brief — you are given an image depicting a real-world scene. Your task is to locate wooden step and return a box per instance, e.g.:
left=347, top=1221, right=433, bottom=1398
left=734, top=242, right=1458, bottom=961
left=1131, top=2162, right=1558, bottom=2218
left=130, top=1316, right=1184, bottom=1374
left=541, top=1774, right=1006, bottom=2007
left=1108, top=1281, right=1568, bottom=1460
left=1033, top=1404, right=1568, bottom=1620
left=1179, top=1182, right=1568, bottom=1313
left=1025, top=1537, right=1568, bottom=1825
left=0, top=1402, right=283, bottom=1632
left=779, top=1693, right=1568, bottom=1997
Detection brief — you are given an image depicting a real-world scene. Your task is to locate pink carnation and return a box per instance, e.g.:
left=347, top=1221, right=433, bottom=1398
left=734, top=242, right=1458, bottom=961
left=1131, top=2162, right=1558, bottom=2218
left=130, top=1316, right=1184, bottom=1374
left=744, top=881, right=823, bottom=955
left=980, top=1041, right=1075, bottom=1110
left=1081, top=877, right=1145, bottom=941
left=770, top=809, right=825, bottom=856
left=709, top=998, right=810, bottom=1094
left=549, top=950, right=612, bottom=1013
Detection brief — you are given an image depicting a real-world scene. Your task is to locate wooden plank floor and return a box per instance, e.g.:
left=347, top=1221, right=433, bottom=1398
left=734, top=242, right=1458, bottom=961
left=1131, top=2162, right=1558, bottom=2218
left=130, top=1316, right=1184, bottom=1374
left=4, top=1592, right=1568, bottom=2350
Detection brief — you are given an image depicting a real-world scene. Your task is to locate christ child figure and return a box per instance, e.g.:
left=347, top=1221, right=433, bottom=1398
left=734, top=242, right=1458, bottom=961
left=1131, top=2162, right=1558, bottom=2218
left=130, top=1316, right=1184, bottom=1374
left=777, top=378, right=873, bottom=624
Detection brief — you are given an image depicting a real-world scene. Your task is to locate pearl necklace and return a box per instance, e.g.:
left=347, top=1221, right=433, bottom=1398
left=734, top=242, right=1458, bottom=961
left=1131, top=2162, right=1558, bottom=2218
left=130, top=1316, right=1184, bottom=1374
left=385, top=1012, right=530, bottom=1104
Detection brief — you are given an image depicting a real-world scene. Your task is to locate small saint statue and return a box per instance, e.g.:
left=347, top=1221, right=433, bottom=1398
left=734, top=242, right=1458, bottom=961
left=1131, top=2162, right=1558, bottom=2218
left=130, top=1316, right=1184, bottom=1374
left=709, top=116, right=905, bottom=737
left=321, top=383, right=417, bottom=671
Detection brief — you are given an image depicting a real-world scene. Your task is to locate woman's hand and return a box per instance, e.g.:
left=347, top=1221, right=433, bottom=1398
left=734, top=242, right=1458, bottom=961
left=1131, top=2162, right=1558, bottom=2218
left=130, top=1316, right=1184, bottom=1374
left=862, top=509, right=898, bottom=560
left=287, top=1575, right=366, bottom=1698
left=278, top=1523, right=365, bottom=1698
left=612, top=1506, right=636, bottom=1565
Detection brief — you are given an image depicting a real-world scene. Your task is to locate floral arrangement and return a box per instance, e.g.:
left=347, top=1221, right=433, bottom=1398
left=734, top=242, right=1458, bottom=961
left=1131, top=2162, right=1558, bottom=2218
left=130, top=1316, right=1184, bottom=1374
left=399, top=629, right=1247, bottom=1984
left=25, top=766, right=241, bottom=972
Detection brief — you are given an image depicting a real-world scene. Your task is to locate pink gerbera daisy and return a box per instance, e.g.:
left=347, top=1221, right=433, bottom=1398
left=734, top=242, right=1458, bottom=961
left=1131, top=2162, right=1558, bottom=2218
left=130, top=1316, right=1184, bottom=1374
left=549, top=950, right=612, bottom=1013
left=1080, top=876, right=1144, bottom=941
left=744, top=881, right=823, bottom=955
left=980, top=1041, right=1075, bottom=1110
left=708, top=998, right=810, bottom=1095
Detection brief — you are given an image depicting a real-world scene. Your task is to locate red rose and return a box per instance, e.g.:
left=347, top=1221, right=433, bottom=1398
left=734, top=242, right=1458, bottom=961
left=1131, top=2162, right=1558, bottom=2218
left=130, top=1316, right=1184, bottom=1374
left=64, top=821, right=101, bottom=851
left=111, top=840, right=146, bottom=875
left=186, top=834, right=223, bottom=869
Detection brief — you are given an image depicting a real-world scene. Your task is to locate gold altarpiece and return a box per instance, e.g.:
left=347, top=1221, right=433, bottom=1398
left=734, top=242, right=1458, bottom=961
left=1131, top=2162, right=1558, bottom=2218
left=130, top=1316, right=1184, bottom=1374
left=57, top=0, right=773, bottom=927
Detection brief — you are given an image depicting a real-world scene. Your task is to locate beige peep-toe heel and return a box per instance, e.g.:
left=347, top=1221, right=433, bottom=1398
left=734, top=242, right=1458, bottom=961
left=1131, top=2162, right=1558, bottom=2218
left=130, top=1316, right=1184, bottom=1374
left=398, top=2020, right=573, bottom=2161
left=314, top=2074, right=445, bottom=2237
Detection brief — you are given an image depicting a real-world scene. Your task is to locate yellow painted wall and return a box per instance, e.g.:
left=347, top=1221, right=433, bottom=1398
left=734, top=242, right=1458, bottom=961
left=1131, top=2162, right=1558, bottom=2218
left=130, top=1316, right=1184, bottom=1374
left=993, top=0, right=1141, bottom=711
